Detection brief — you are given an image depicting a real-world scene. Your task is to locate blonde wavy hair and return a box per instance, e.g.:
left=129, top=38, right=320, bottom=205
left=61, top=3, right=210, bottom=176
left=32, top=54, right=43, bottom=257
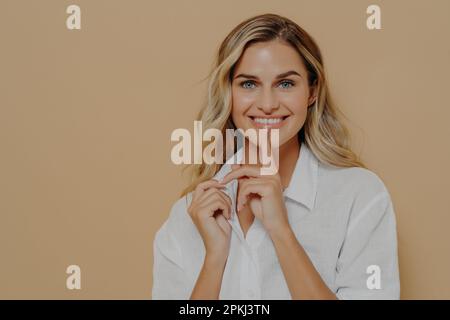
left=181, top=13, right=366, bottom=197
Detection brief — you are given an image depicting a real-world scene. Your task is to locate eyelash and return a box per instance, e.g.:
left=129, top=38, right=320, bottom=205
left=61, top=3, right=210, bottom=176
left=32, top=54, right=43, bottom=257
left=240, top=80, right=295, bottom=90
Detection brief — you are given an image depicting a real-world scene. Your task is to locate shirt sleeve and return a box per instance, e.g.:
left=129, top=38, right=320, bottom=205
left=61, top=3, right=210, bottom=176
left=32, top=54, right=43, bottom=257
left=334, top=190, right=400, bottom=300
left=152, top=200, right=191, bottom=300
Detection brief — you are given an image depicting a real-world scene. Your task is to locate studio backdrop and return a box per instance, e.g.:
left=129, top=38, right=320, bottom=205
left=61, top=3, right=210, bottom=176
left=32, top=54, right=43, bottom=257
left=1, top=0, right=449, bottom=299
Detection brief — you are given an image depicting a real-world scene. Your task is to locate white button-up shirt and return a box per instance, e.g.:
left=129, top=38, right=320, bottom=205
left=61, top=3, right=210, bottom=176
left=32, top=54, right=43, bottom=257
left=152, top=142, right=400, bottom=299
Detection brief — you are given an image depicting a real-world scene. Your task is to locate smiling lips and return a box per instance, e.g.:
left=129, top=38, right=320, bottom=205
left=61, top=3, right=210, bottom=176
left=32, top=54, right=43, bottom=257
left=249, top=116, right=289, bottom=129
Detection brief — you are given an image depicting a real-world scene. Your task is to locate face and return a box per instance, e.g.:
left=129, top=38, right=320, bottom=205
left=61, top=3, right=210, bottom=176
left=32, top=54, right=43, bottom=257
left=231, top=40, right=316, bottom=150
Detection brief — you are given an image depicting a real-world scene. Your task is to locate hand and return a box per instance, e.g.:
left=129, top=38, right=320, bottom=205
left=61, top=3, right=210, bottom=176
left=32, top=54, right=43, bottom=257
left=187, top=179, right=233, bottom=263
left=220, top=164, right=290, bottom=236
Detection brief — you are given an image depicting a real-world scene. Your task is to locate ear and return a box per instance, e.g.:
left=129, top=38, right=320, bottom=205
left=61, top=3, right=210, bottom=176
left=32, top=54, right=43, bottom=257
left=308, top=83, right=318, bottom=107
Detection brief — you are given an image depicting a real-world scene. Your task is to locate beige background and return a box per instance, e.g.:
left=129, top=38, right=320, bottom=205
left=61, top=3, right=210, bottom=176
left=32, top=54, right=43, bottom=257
left=1, top=0, right=449, bottom=299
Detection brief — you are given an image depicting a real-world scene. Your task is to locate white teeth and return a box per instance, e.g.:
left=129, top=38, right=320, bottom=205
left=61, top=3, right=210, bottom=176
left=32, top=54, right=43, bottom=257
left=253, top=117, right=284, bottom=124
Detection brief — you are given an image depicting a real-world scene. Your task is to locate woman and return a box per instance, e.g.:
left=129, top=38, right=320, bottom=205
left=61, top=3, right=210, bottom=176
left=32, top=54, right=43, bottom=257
left=152, top=13, right=400, bottom=300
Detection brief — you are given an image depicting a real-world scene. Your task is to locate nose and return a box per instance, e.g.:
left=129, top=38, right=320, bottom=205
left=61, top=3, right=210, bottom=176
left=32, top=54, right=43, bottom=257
left=257, top=87, right=280, bottom=114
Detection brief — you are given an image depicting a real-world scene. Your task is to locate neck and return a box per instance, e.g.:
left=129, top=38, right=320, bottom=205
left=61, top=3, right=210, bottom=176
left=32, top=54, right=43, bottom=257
left=242, top=135, right=301, bottom=189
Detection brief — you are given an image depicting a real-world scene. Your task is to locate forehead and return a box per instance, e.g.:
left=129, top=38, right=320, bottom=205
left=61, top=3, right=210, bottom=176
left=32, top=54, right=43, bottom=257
left=234, top=40, right=307, bottom=75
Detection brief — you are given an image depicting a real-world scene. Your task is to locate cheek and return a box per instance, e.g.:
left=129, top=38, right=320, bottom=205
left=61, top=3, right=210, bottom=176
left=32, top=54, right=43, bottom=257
left=231, top=90, right=253, bottom=123
left=279, top=92, right=309, bottom=142
left=280, top=89, right=310, bottom=113
left=232, top=90, right=254, bottom=109
left=285, top=97, right=308, bottom=130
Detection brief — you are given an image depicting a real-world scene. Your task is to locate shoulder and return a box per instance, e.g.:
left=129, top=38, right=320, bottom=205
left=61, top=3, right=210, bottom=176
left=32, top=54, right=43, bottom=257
left=319, top=163, right=391, bottom=200
left=169, top=194, right=192, bottom=221
left=153, top=193, right=198, bottom=246
left=153, top=193, right=205, bottom=271
left=318, top=164, right=395, bottom=225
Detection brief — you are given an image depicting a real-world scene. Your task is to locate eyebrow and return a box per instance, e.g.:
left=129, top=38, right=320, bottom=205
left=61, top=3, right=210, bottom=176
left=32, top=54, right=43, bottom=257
left=233, top=70, right=302, bottom=80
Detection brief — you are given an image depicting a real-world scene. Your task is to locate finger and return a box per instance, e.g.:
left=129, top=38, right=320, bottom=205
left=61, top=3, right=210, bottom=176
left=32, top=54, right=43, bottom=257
left=197, top=187, right=220, bottom=203
left=198, top=199, right=229, bottom=220
left=215, top=213, right=231, bottom=233
left=198, top=187, right=232, bottom=213
left=237, top=179, right=270, bottom=211
left=193, top=179, right=225, bottom=202
left=220, top=166, right=262, bottom=185
left=216, top=190, right=233, bottom=218
left=200, top=189, right=232, bottom=219
left=199, top=195, right=230, bottom=219
left=237, top=179, right=259, bottom=211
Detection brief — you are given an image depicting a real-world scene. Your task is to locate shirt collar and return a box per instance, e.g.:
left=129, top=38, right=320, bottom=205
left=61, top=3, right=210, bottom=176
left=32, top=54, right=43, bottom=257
left=283, top=142, right=319, bottom=211
left=214, top=141, right=319, bottom=211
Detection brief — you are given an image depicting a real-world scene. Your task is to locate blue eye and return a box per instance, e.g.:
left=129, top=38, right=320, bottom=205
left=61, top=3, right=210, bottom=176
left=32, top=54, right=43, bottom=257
left=241, top=81, right=256, bottom=89
left=239, top=80, right=294, bottom=89
left=279, top=80, right=294, bottom=89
